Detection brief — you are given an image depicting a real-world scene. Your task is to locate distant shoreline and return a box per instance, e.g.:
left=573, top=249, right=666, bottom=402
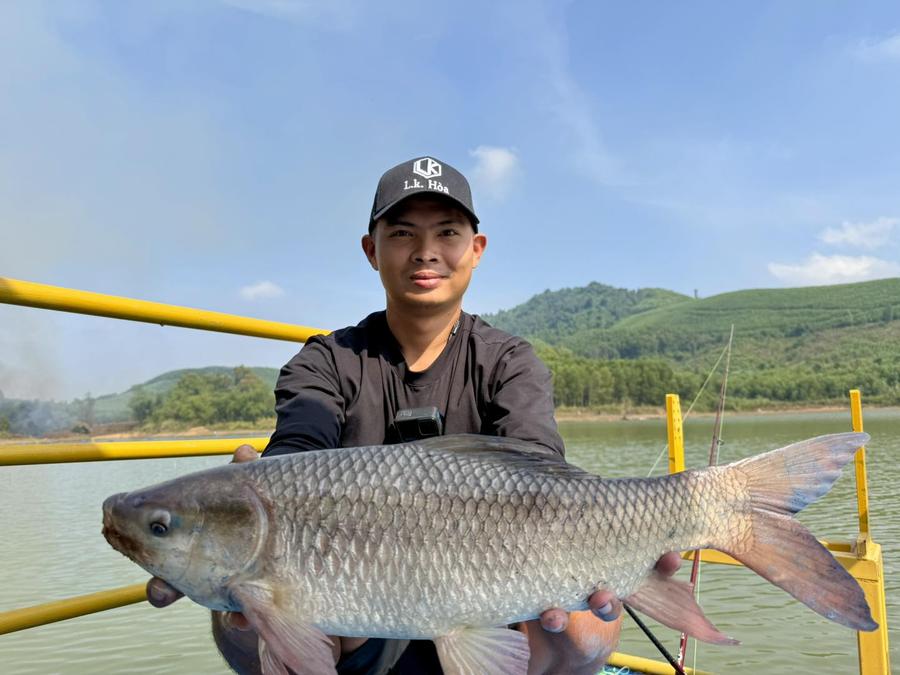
left=3, top=404, right=897, bottom=445
left=555, top=403, right=899, bottom=423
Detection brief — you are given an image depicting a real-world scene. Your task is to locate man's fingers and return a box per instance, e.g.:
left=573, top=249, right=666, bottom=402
left=539, top=608, right=568, bottom=633
left=588, top=589, right=622, bottom=622
left=232, top=444, right=259, bottom=464
left=655, top=551, right=682, bottom=577
left=146, top=577, right=183, bottom=608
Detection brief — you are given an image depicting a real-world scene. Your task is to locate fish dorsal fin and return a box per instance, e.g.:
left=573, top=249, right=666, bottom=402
left=230, top=582, right=336, bottom=675
left=434, top=626, right=530, bottom=675
left=417, top=433, right=561, bottom=459
left=415, top=434, right=596, bottom=479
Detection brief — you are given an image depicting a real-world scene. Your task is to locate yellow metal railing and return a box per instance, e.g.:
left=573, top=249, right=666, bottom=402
left=848, top=392, right=891, bottom=674
left=0, top=438, right=269, bottom=466
left=0, top=584, right=147, bottom=635
left=665, top=393, right=684, bottom=474
left=0, top=277, right=327, bottom=343
left=851, top=390, right=871, bottom=552
left=0, top=278, right=891, bottom=675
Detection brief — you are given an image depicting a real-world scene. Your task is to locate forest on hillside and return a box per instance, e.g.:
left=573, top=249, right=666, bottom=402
left=487, top=278, right=900, bottom=410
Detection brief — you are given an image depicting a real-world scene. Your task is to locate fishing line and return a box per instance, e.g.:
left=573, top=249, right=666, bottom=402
left=623, top=603, right=687, bottom=675
left=645, top=337, right=730, bottom=477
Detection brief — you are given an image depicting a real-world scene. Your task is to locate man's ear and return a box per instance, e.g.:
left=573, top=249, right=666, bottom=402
left=472, top=233, right=487, bottom=269
left=361, top=233, right=378, bottom=270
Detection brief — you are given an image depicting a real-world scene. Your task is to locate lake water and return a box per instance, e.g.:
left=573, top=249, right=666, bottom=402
left=1, top=411, right=896, bottom=674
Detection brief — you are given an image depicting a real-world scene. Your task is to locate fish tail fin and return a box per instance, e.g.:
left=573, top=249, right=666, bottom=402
left=720, top=432, right=876, bottom=632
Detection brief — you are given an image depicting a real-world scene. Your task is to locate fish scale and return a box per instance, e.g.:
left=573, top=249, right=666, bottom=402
left=237, top=442, right=699, bottom=637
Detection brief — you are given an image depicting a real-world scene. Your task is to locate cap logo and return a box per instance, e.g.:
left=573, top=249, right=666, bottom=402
left=412, top=157, right=442, bottom=179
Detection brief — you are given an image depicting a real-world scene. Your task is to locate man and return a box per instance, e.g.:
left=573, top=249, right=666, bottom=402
left=149, top=156, right=680, bottom=674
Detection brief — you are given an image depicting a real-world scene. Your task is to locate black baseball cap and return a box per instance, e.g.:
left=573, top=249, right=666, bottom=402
left=369, top=156, right=479, bottom=232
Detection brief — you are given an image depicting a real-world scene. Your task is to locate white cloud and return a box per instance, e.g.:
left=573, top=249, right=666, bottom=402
left=852, top=32, right=900, bottom=62
left=239, top=281, right=285, bottom=301
left=469, top=146, right=520, bottom=200
left=819, top=216, right=898, bottom=249
left=768, top=253, right=900, bottom=286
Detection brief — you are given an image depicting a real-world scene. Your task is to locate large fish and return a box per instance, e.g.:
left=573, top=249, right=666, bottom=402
left=102, top=433, right=876, bottom=675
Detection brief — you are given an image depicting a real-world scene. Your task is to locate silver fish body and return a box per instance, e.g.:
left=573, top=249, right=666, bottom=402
left=240, top=441, right=713, bottom=635
left=102, top=433, right=876, bottom=674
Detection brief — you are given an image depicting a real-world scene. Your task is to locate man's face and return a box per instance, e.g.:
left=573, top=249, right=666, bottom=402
left=362, top=195, right=487, bottom=314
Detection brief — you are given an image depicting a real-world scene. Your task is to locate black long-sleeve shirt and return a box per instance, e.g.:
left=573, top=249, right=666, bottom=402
left=263, top=310, right=564, bottom=458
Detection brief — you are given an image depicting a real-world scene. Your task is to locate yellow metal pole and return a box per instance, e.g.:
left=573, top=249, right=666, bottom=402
left=666, top=393, right=685, bottom=474
left=854, top=542, right=891, bottom=675
left=0, top=437, right=269, bottom=466
left=0, top=277, right=328, bottom=343
left=607, top=650, right=712, bottom=675
left=848, top=390, right=870, bottom=552
left=0, top=583, right=147, bottom=634
left=848, top=390, right=891, bottom=675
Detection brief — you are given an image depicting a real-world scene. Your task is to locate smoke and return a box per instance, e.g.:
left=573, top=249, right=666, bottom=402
left=0, top=309, right=65, bottom=401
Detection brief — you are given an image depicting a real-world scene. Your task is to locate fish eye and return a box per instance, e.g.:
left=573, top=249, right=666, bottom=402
left=149, top=521, right=168, bottom=536
left=147, top=509, right=171, bottom=537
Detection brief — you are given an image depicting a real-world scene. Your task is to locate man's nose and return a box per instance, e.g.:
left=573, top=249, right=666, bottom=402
left=411, top=240, right=439, bottom=263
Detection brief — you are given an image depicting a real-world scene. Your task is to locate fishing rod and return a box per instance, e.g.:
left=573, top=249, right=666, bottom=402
left=623, top=603, right=687, bottom=675
left=677, top=324, right=734, bottom=671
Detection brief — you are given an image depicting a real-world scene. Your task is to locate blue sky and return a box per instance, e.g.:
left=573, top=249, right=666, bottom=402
left=2, top=1, right=899, bottom=400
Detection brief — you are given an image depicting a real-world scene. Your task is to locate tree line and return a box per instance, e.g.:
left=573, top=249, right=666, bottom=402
left=4, top=346, right=895, bottom=438
left=129, top=366, right=274, bottom=427
left=534, top=342, right=900, bottom=410
left=129, top=354, right=899, bottom=427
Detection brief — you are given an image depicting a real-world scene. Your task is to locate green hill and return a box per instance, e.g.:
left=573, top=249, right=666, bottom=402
left=485, top=278, right=900, bottom=408
left=484, top=282, right=691, bottom=343
left=104, top=365, right=279, bottom=418
left=134, top=366, right=279, bottom=396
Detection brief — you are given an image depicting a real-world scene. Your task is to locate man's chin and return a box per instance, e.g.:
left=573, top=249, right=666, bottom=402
left=394, top=293, right=457, bottom=312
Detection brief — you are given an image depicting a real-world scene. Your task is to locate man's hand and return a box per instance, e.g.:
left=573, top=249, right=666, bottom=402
left=537, top=551, right=682, bottom=631
left=145, top=444, right=259, bottom=610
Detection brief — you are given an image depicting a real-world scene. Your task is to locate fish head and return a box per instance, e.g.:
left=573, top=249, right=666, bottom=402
left=102, top=470, right=269, bottom=611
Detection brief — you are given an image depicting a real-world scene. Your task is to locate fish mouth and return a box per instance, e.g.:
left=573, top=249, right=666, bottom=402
left=102, top=524, right=143, bottom=563
left=102, top=493, right=143, bottom=563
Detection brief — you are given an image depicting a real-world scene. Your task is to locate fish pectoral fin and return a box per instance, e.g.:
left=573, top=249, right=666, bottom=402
left=230, top=583, right=336, bottom=675
left=625, top=571, right=739, bottom=646
left=259, top=639, right=290, bottom=675
left=434, top=626, right=530, bottom=675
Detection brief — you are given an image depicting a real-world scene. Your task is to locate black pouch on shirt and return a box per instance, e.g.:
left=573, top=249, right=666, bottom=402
left=391, top=406, right=444, bottom=442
